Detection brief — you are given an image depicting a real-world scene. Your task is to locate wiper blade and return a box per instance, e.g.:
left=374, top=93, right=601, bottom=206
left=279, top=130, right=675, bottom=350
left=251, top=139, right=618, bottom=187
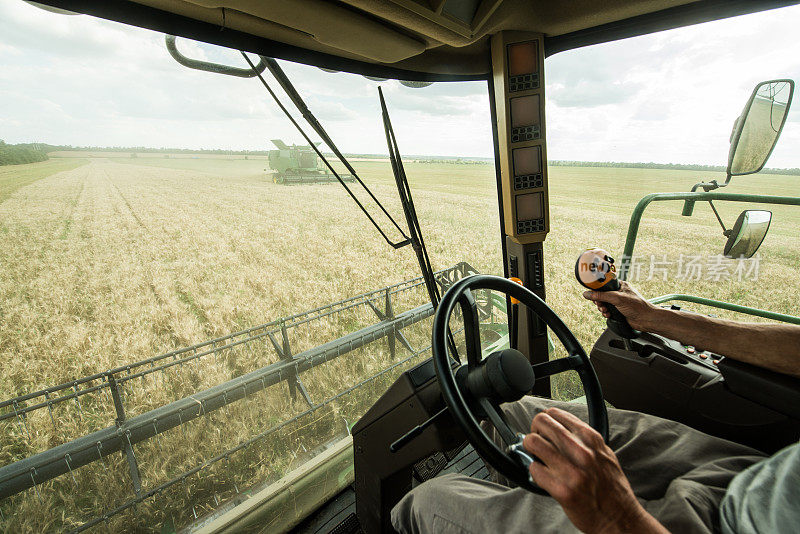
left=379, top=87, right=460, bottom=362
left=241, top=52, right=411, bottom=250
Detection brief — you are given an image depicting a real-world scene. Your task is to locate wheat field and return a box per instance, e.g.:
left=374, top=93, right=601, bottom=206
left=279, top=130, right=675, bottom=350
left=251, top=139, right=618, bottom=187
left=1, top=155, right=798, bottom=532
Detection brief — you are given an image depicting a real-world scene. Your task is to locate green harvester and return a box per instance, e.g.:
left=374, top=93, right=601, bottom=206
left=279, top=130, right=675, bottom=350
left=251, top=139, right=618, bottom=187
left=268, top=139, right=355, bottom=185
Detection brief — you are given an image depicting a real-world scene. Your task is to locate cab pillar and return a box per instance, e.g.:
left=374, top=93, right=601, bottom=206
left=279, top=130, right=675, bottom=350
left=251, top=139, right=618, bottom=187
left=490, top=32, right=551, bottom=396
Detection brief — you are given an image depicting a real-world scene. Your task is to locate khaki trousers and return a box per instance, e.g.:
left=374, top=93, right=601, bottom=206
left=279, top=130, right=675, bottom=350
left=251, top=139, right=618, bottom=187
left=391, top=397, right=765, bottom=533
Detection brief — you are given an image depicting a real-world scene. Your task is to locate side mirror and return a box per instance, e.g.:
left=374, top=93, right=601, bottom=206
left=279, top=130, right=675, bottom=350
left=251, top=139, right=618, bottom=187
left=724, top=210, right=772, bottom=258
left=728, top=80, right=794, bottom=177
left=682, top=79, right=793, bottom=217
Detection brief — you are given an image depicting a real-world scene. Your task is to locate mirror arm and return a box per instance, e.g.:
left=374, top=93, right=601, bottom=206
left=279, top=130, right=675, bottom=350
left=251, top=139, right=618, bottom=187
left=682, top=180, right=725, bottom=216
left=692, top=179, right=725, bottom=192
left=689, top=182, right=704, bottom=192
left=707, top=200, right=729, bottom=235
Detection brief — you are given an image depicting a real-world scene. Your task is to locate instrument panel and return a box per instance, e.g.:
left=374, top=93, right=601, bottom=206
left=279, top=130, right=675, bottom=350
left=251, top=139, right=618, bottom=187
left=492, top=32, right=549, bottom=243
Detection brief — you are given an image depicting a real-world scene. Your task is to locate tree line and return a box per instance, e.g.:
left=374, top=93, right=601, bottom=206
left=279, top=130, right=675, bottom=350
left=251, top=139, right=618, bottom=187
left=0, top=141, right=49, bottom=166
left=4, top=141, right=800, bottom=175
left=548, top=160, right=800, bottom=175
left=42, top=144, right=272, bottom=156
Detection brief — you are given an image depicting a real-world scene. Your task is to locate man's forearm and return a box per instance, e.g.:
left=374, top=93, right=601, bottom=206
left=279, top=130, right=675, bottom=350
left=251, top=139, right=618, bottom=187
left=641, top=307, right=800, bottom=377
left=613, top=506, right=670, bottom=534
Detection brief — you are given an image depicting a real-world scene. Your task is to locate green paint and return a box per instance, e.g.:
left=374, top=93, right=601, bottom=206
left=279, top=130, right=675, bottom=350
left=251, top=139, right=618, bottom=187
left=160, top=520, right=176, bottom=534
left=213, top=440, right=355, bottom=533
left=620, top=191, right=800, bottom=280
left=338, top=462, right=355, bottom=486
left=649, top=294, right=800, bottom=324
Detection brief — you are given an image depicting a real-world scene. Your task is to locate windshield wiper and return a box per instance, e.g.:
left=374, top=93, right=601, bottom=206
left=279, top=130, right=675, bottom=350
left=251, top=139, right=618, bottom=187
left=379, top=87, right=460, bottom=361
left=241, top=52, right=411, bottom=250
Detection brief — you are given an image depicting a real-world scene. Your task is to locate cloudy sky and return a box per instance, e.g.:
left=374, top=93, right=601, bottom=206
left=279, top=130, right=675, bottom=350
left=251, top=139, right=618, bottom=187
left=2, top=1, right=800, bottom=166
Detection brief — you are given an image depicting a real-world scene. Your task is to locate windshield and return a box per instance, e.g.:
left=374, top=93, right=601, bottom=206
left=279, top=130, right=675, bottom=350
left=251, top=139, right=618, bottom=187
left=541, top=6, right=800, bottom=398
left=0, top=2, right=500, bottom=531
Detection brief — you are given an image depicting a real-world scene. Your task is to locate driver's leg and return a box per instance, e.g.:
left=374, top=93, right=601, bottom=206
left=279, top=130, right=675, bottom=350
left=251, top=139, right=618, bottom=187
left=391, top=472, right=579, bottom=534
left=393, top=397, right=763, bottom=533
left=489, top=396, right=765, bottom=531
left=490, top=396, right=764, bottom=495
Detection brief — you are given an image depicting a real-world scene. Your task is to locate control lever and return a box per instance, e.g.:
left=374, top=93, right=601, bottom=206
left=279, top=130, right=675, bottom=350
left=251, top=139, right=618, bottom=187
left=575, top=248, right=640, bottom=350
left=389, top=407, right=449, bottom=453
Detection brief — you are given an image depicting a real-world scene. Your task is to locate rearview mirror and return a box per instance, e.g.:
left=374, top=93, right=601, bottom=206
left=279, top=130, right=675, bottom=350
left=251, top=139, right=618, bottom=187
left=723, top=210, right=772, bottom=258
left=728, top=80, right=794, bottom=176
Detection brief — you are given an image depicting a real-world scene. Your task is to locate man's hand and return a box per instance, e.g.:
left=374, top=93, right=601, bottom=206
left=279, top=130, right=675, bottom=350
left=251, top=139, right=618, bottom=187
left=523, top=408, right=668, bottom=534
left=582, top=281, right=656, bottom=331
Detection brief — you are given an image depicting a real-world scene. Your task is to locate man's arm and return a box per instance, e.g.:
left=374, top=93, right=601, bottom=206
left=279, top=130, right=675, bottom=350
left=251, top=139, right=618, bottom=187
left=583, top=283, right=800, bottom=378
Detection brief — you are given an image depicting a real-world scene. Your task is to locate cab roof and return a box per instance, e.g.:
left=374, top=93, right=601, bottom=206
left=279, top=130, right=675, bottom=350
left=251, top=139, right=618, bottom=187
left=37, top=0, right=799, bottom=80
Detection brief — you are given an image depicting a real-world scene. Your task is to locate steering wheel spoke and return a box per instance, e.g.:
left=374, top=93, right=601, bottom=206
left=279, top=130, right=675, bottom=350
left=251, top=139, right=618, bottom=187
left=457, top=289, right=483, bottom=368
left=477, top=397, right=517, bottom=446
left=531, top=354, right=583, bottom=378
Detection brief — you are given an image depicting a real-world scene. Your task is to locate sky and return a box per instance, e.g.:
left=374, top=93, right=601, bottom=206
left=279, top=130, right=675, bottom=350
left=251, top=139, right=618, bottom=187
left=2, top=1, right=800, bottom=166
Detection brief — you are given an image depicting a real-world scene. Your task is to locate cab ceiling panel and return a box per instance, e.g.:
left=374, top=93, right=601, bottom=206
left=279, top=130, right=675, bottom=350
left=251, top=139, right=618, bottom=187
left=170, top=0, right=427, bottom=63
left=34, top=0, right=800, bottom=80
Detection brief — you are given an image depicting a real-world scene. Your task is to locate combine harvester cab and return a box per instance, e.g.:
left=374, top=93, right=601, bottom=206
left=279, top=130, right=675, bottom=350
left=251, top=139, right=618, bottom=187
left=268, top=139, right=355, bottom=185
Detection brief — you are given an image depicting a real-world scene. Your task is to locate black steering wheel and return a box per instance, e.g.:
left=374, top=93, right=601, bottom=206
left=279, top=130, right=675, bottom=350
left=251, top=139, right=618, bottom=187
left=432, top=274, right=609, bottom=491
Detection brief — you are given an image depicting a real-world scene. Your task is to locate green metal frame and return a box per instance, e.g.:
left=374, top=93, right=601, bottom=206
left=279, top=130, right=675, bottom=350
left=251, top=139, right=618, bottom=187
left=619, top=191, right=800, bottom=325
left=619, top=191, right=800, bottom=280
left=649, top=294, right=800, bottom=324
left=196, top=436, right=355, bottom=533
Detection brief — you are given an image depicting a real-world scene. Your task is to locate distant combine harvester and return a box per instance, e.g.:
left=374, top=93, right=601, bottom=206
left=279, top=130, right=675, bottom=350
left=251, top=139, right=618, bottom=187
left=267, top=139, right=355, bottom=185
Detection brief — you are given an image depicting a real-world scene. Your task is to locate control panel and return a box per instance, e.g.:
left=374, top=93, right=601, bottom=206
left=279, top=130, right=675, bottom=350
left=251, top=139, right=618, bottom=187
left=604, top=330, right=726, bottom=375
left=491, top=32, right=549, bottom=244
left=653, top=305, right=725, bottom=369
left=679, top=344, right=724, bottom=369
left=492, top=32, right=551, bottom=392
left=590, top=305, right=800, bottom=454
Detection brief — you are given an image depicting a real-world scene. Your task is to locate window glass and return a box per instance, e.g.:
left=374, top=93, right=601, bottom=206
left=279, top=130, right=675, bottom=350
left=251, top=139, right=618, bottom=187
left=543, top=5, right=800, bottom=399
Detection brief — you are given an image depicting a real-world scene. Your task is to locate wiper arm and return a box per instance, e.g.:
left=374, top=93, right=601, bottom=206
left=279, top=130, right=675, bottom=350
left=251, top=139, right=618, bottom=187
left=241, top=52, right=411, bottom=250
left=379, top=87, right=460, bottom=362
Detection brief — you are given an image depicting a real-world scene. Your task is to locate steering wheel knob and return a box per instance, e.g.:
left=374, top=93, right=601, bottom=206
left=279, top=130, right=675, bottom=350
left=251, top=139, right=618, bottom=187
left=459, top=349, right=535, bottom=403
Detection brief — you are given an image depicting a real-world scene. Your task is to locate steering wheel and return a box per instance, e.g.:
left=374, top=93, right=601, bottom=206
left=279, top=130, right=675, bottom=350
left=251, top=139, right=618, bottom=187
left=432, top=274, right=609, bottom=491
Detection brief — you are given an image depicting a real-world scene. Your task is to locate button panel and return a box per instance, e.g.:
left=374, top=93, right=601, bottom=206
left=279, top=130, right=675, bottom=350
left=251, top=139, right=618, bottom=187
left=526, top=250, right=544, bottom=289
left=509, top=73, right=539, bottom=92
left=511, top=125, right=540, bottom=143
left=517, top=218, right=545, bottom=234
left=514, top=173, right=544, bottom=190
left=682, top=344, right=724, bottom=369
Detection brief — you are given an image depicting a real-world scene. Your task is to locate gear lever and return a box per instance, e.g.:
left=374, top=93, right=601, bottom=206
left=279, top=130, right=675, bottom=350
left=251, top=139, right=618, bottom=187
left=575, top=248, right=639, bottom=350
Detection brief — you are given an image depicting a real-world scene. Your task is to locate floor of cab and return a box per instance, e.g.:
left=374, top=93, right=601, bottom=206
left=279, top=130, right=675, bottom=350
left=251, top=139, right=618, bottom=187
left=291, top=444, right=490, bottom=534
